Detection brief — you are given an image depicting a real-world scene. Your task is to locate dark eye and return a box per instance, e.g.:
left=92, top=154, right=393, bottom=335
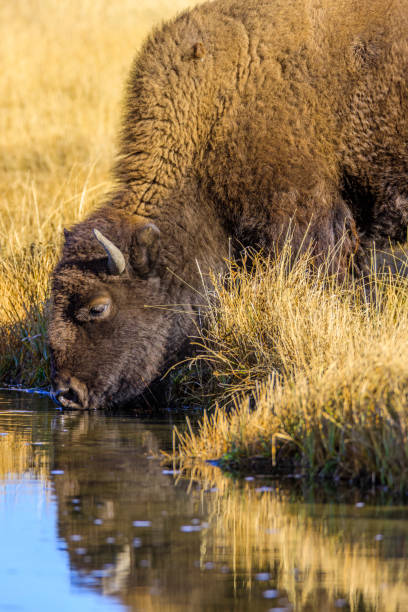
left=90, top=304, right=107, bottom=316
left=88, top=301, right=111, bottom=319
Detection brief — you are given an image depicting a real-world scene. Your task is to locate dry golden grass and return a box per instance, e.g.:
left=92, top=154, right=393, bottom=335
left=0, top=0, right=195, bottom=384
left=174, top=246, right=408, bottom=489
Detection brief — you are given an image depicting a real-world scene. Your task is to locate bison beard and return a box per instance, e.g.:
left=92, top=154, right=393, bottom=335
left=49, top=0, right=408, bottom=409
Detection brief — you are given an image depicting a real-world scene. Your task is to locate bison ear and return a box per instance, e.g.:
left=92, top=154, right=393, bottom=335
left=63, top=228, right=71, bottom=241
left=130, top=222, right=160, bottom=277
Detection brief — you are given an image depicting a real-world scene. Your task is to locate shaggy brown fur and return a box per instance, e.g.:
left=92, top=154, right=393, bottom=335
left=49, top=0, right=408, bottom=409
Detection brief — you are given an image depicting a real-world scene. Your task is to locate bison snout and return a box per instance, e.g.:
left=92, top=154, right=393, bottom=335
left=51, top=372, right=88, bottom=410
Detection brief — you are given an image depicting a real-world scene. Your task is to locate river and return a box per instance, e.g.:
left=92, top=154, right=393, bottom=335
left=0, top=392, right=407, bottom=611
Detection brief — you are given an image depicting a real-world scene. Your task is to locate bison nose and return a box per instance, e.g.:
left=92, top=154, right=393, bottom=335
left=51, top=373, right=88, bottom=410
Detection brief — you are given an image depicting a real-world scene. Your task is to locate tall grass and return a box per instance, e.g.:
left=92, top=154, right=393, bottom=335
left=0, top=0, right=194, bottom=385
left=175, top=246, right=408, bottom=489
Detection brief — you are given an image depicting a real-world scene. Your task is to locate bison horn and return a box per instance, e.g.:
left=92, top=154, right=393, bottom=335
left=93, top=229, right=126, bottom=275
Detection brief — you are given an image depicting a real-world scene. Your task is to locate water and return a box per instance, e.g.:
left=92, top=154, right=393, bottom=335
left=0, top=393, right=408, bottom=611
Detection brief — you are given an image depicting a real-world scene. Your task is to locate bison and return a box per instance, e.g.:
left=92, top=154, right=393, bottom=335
left=49, top=0, right=408, bottom=409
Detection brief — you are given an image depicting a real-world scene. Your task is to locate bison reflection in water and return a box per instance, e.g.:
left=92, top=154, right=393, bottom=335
left=49, top=0, right=408, bottom=408
left=51, top=414, right=230, bottom=609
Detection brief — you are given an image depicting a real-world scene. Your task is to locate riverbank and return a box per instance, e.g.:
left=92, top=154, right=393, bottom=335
left=173, top=247, right=408, bottom=492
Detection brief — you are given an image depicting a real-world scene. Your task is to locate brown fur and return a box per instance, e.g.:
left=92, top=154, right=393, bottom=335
left=49, top=0, right=408, bottom=409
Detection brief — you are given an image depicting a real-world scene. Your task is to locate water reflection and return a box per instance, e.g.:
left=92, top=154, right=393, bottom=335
left=190, top=463, right=408, bottom=612
left=0, top=394, right=408, bottom=611
left=51, top=411, right=235, bottom=610
left=0, top=399, right=51, bottom=480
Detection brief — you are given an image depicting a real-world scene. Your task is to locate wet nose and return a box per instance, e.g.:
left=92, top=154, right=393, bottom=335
left=51, top=372, right=88, bottom=410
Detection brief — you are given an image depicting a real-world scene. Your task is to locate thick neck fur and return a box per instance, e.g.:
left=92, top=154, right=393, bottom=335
left=110, top=0, right=408, bottom=251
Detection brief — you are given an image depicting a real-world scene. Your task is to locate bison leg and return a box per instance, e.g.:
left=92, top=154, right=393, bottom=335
left=295, top=204, right=362, bottom=277
left=237, top=190, right=361, bottom=276
left=370, top=193, right=408, bottom=247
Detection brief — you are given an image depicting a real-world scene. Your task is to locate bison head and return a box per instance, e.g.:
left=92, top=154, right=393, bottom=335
left=48, top=208, right=184, bottom=410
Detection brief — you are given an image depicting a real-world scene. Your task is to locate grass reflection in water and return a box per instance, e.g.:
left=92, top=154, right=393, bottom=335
left=199, top=468, right=408, bottom=612
left=0, top=411, right=50, bottom=481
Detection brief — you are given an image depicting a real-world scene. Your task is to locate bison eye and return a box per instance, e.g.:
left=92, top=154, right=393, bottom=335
left=90, top=303, right=108, bottom=316
left=88, top=298, right=111, bottom=320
